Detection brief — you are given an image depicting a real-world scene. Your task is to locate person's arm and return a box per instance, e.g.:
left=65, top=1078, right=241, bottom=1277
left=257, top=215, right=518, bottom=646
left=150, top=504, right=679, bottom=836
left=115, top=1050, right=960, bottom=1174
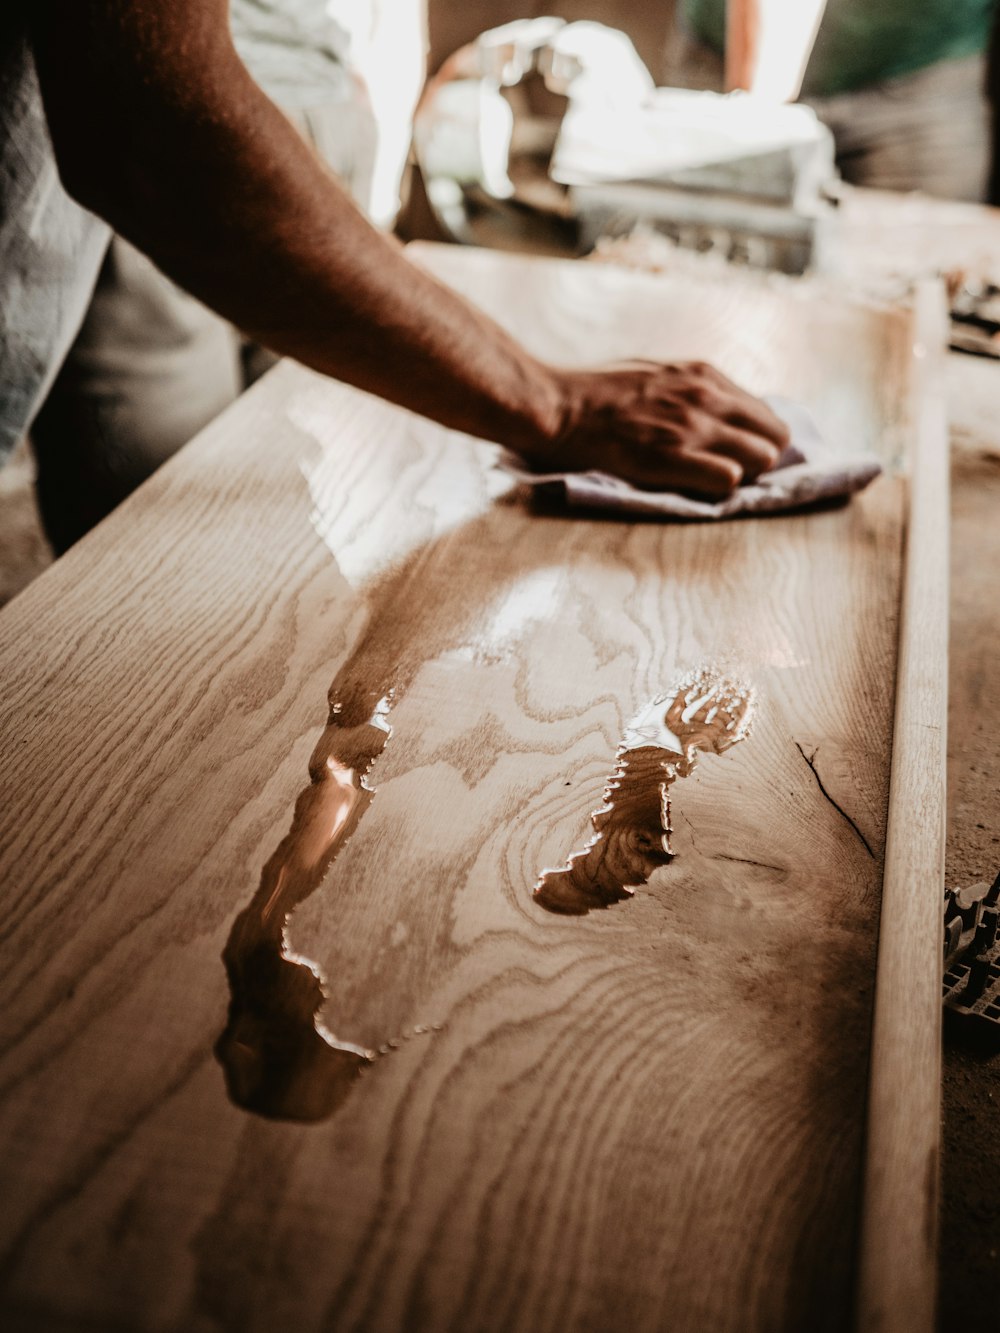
left=726, top=0, right=827, bottom=102
left=32, top=0, right=788, bottom=496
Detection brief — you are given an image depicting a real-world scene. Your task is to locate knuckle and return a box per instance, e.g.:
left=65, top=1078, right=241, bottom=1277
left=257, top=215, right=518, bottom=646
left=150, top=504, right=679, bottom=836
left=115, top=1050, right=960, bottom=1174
left=682, top=382, right=714, bottom=411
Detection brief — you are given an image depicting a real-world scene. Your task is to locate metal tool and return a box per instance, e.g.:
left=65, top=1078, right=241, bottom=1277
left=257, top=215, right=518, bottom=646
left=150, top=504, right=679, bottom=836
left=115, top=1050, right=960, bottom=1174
left=943, top=867, right=1000, bottom=1044
left=414, top=19, right=838, bottom=273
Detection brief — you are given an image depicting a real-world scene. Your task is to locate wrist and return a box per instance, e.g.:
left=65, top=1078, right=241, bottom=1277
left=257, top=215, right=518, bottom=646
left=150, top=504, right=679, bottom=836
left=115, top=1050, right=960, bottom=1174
left=510, top=364, right=578, bottom=472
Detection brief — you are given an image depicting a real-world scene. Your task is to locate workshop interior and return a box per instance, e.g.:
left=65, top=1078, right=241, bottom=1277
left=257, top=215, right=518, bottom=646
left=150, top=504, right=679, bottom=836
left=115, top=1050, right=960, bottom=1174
left=2, top=2, right=1000, bottom=1331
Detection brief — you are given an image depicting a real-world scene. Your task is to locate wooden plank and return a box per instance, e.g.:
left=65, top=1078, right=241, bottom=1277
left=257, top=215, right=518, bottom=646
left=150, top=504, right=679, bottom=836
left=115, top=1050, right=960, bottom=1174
left=856, top=282, right=950, bottom=1333
left=0, top=248, right=931, bottom=1331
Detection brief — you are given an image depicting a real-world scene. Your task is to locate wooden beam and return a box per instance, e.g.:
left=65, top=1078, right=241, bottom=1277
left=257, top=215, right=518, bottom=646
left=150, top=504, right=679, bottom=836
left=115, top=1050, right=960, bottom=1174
left=856, top=281, right=950, bottom=1333
left=725, top=0, right=759, bottom=91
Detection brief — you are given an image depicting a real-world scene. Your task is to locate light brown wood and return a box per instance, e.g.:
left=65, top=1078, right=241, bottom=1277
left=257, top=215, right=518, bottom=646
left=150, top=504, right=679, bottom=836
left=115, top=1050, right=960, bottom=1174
left=0, top=247, right=939, bottom=1331
left=724, top=0, right=759, bottom=92
left=857, top=282, right=950, bottom=1333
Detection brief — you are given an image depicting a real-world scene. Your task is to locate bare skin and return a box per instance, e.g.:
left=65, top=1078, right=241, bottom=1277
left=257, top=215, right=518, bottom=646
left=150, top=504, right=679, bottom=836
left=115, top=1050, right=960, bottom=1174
left=31, top=0, right=789, bottom=496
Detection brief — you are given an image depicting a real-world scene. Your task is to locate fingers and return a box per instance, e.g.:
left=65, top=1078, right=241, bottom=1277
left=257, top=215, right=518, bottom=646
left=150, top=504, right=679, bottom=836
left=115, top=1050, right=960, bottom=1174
left=687, top=364, right=790, bottom=446
left=706, top=423, right=784, bottom=482
left=723, top=395, right=790, bottom=447
left=547, top=361, right=791, bottom=497
left=629, top=411, right=781, bottom=494
left=653, top=450, right=743, bottom=499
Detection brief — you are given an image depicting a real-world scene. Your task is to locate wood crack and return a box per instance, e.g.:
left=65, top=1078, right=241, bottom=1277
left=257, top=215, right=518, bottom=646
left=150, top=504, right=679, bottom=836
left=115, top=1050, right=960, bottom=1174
left=794, top=741, right=875, bottom=859
left=713, top=853, right=786, bottom=873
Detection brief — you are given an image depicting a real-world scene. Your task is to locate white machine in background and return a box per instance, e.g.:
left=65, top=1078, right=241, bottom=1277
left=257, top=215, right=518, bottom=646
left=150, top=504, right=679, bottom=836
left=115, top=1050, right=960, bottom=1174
left=413, top=18, right=839, bottom=274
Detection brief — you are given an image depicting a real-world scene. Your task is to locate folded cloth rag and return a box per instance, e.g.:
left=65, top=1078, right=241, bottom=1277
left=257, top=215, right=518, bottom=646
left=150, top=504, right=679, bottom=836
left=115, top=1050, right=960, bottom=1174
left=497, top=397, right=882, bottom=520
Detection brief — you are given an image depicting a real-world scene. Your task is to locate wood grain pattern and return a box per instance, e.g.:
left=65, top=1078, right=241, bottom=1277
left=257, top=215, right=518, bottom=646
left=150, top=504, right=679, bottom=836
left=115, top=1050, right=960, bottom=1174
left=0, top=248, right=933, bottom=1331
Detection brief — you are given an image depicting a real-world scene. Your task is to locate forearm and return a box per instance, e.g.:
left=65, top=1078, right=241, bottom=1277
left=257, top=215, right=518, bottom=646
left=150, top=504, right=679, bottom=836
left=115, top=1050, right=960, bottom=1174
left=31, top=1, right=790, bottom=496
left=32, top=0, right=563, bottom=456
left=725, top=0, right=827, bottom=101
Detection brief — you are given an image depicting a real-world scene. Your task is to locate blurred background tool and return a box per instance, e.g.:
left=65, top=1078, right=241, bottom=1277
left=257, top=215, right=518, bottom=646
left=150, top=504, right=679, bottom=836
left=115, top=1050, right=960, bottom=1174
left=413, top=16, right=838, bottom=272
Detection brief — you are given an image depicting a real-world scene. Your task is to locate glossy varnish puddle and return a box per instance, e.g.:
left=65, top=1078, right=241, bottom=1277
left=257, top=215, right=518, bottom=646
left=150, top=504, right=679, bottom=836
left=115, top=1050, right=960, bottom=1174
left=216, top=692, right=392, bottom=1122
left=535, top=669, right=755, bottom=915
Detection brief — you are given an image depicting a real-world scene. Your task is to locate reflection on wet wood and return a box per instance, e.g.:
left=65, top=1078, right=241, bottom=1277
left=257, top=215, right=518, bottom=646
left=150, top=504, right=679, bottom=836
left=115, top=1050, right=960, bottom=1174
left=0, top=248, right=931, bottom=1332
left=217, top=691, right=393, bottom=1122
left=535, top=670, right=755, bottom=915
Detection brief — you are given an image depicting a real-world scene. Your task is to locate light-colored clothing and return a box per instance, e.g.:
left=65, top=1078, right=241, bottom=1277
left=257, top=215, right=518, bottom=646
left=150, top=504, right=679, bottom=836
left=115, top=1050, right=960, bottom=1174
left=30, top=93, right=377, bottom=552
left=0, top=12, right=110, bottom=467
left=229, top=0, right=352, bottom=107
left=684, top=0, right=995, bottom=97
left=0, top=0, right=373, bottom=547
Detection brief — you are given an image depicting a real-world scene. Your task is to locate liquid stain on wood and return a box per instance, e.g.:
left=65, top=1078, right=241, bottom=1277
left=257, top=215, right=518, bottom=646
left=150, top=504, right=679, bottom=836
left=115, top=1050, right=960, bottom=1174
left=216, top=692, right=392, bottom=1122
left=535, top=669, right=755, bottom=915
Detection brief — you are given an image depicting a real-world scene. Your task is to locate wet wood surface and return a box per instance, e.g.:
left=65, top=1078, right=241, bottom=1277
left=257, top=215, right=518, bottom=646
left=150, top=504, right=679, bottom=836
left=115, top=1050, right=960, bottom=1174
left=0, top=248, right=932, bottom=1331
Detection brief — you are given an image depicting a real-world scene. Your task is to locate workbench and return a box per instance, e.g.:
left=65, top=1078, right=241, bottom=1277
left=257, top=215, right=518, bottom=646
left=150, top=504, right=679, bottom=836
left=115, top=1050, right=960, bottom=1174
left=0, top=239, right=949, bottom=1332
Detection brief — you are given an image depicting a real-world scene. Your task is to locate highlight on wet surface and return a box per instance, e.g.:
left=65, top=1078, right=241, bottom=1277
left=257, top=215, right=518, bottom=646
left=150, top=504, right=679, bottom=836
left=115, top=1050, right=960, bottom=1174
left=216, top=692, right=392, bottom=1122
left=534, top=668, right=755, bottom=916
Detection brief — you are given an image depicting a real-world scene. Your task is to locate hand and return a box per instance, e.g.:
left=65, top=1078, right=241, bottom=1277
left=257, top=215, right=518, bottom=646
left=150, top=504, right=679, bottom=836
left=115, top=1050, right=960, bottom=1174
left=536, top=360, right=790, bottom=497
